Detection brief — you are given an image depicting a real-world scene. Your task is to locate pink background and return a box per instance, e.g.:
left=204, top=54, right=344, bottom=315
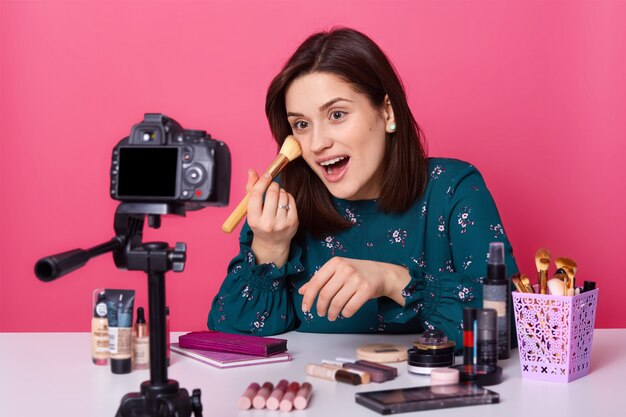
left=1, top=0, right=624, bottom=332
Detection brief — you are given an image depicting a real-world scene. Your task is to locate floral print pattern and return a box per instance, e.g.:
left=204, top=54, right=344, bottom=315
left=250, top=312, right=269, bottom=333
left=457, top=206, right=475, bottom=233
left=322, top=235, right=347, bottom=255
left=430, top=164, right=445, bottom=179
left=437, top=216, right=446, bottom=237
left=490, top=223, right=505, bottom=238
left=343, top=206, right=361, bottom=225
left=456, top=285, right=474, bottom=302
left=388, top=228, right=408, bottom=247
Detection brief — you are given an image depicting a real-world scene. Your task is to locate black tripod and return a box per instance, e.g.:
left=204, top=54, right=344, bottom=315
left=35, top=202, right=203, bottom=417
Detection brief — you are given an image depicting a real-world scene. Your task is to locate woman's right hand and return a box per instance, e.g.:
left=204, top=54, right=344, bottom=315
left=247, top=169, right=298, bottom=267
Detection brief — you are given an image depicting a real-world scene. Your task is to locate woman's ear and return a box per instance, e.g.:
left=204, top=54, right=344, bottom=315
left=383, top=95, right=396, bottom=133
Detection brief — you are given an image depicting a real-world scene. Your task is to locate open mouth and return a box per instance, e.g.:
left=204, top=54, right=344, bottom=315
left=319, top=156, right=350, bottom=175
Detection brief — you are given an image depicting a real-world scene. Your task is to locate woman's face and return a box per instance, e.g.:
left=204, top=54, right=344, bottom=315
left=285, top=72, right=393, bottom=201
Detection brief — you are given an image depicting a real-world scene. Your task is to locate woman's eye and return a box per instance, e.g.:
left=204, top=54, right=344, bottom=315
left=292, top=121, right=308, bottom=130
left=330, top=111, right=345, bottom=120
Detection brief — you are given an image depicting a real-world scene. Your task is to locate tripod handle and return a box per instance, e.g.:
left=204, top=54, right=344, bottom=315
left=35, top=238, right=123, bottom=282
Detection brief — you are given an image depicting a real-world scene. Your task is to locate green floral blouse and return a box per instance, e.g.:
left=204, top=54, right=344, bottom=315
left=208, top=158, right=518, bottom=348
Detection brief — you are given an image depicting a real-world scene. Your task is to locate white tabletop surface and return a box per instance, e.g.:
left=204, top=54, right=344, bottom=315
left=1, top=329, right=624, bottom=416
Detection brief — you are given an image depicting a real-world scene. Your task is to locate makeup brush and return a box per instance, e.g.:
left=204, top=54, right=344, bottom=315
left=221, top=136, right=302, bottom=233
left=535, top=248, right=551, bottom=294
left=555, top=257, right=577, bottom=296
left=520, top=273, right=535, bottom=294
left=512, top=274, right=526, bottom=293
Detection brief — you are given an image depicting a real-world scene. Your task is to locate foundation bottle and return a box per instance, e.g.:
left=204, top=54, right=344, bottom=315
left=133, top=307, right=150, bottom=370
left=91, top=291, right=109, bottom=365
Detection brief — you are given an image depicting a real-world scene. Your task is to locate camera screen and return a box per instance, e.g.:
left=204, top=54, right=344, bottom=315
left=117, top=147, right=178, bottom=198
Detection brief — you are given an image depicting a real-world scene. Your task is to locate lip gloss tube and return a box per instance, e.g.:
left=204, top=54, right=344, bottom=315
left=252, top=381, right=273, bottom=409
left=238, top=382, right=260, bottom=410
left=279, top=382, right=301, bottom=412
left=266, top=379, right=289, bottom=411
left=294, top=382, right=313, bottom=410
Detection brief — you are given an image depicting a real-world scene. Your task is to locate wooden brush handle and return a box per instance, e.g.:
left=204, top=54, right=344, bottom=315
left=221, top=193, right=251, bottom=233
left=221, top=155, right=290, bottom=233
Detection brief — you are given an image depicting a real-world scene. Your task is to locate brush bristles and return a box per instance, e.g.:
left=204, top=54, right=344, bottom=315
left=279, top=135, right=302, bottom=161
left=555, top=257, right=577, bottom=276
left=538, top=258, right=550, bottom=271
left=535, top=248, right=551, bottom=270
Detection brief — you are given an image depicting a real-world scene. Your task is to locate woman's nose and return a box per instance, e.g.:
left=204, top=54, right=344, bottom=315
left=309, top=126, right=333, bottom=153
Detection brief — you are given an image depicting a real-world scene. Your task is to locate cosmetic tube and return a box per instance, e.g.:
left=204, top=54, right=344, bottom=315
left=91, top=290, right=109, bottom=365
left=280, top=382, right=301, bottom=412
left=477, top=308, right=498, bottom=367
left=305, top=363, right=364, bottom=385
left=340, top=360, right=397, bottom=382
left=133, top=306, right=149, bottom=370
left=483, top=242, right=511, bottom=359
left=266, top=379, right=289, bottom=410
left=582, top=281, right=596, bottom=293
left=238, top=383, right=260, bottom=410
left=252, top=382, right=274, bottom=409
left=294, top=382, right=313, bottom=410
left=463, top=308, right=476, bottom=366
left=105, top=289, right=135, bottom=374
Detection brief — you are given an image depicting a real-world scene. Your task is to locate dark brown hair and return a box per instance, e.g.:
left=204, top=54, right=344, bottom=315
left=265, top=27, right=428, bottom=237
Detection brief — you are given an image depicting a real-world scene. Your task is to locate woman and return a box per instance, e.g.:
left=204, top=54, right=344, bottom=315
left=208, top=28, right=517, bottom=347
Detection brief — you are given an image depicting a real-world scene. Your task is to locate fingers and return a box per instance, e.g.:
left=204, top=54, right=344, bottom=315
left=299, top=264, right=334, bottom=314
left=276, top=188, right=289, bottom=216
left=286, top=192, right=298, bottom=222
left=298, top=258, right=381, bottom=320
left=246, top=170, right=297, bottom=236
left=247, top=172, right=272, bottom=220
left=245, top=169, right=259, bottom=193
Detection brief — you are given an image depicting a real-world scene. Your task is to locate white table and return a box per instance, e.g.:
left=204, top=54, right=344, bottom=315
left=1, top=330, right=624, bottom=416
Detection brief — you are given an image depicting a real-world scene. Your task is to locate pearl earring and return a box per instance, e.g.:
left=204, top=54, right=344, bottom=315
left=388, top=123, right=396, bottom=133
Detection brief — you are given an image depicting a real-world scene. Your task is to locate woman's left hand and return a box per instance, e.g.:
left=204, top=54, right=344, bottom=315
left=298, top=257, right=411, bottom=321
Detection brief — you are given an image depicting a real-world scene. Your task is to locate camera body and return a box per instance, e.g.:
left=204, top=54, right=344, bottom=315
left=110, top=114, right=230, bottom=210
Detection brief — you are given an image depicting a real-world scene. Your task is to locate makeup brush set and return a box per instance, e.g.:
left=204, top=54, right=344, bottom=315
left=511, top=248, right=599, bottom=383
left=511, top=248, right=596, bottom=296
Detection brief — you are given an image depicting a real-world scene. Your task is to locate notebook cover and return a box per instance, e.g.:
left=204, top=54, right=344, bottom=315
left=178, top=331, right=288, bottom=357
left=170, top=343, right=292, bottom=369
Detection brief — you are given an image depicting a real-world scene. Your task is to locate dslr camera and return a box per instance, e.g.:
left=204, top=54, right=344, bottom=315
left=110, top=113, right=231, bottom=210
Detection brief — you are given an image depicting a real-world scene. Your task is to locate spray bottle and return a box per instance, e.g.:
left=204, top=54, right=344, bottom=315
left=483, top=242, right=511, bottom=359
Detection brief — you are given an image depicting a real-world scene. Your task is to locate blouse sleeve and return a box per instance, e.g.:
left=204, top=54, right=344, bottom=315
left=379, top=164, right=518, bottom=348
left=207, top=221, right=304, bottom=335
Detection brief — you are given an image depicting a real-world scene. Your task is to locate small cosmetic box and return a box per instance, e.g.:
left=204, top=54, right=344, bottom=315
left=512, top=288, right=599, bottom=382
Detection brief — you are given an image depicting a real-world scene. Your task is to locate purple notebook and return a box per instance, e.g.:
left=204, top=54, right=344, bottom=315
left=178, top=331, right=288, bottom=357
left=170, top=343, right=292, bottom=369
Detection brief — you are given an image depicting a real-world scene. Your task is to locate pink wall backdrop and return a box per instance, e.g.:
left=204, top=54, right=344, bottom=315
left=1, top=0, right=624, bottom=332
